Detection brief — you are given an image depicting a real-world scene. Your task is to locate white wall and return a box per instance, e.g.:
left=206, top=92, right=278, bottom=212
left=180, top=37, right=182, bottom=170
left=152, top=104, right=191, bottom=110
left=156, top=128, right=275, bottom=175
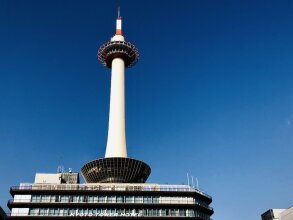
left=281, top=207, right=293, bottom=220
left=34, top=173, right=61, bottom=184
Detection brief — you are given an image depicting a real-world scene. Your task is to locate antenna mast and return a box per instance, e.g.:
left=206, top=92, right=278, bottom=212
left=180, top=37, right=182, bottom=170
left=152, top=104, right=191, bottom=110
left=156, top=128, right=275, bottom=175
left=191, top=176, right=194, bottom=187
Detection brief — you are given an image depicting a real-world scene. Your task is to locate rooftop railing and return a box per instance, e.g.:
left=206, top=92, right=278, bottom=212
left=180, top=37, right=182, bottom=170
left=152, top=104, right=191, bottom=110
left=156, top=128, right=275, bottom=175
left=11, top=184, right=212, bottom=199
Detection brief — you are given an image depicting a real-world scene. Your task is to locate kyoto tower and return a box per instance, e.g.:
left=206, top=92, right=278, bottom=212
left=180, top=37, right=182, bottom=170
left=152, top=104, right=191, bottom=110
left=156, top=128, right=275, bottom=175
left=81, top=9, right=151, bottom=183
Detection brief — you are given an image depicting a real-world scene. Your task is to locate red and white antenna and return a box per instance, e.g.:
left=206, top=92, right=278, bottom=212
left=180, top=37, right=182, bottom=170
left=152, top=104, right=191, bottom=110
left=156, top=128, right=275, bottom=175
left=116, top=7, right=122, bottom=35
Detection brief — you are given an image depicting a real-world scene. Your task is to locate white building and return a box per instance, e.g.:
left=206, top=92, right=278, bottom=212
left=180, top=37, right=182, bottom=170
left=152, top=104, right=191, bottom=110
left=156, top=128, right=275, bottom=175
left=261, top=207, right=293, bottom=220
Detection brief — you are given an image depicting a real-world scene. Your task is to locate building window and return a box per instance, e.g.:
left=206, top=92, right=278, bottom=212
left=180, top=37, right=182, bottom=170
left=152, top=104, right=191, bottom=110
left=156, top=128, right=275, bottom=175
left=31, top=195, right=41, bottom=202
left=29, top=208, right=39, bottom=216
left=134, top=196, right=143, bottom=203
left=98, top=196, right=106, bottom=203
left=125, top=196, right=133, bottom=203
left=116, top=196, right=124, bottom=203
left=179, top=209, right=185, bottom=216
left=60, top=195, right=68, bottom=203
left=143, top=196, right=152, bottom=203
left=153, top=196, right=159, bottom=203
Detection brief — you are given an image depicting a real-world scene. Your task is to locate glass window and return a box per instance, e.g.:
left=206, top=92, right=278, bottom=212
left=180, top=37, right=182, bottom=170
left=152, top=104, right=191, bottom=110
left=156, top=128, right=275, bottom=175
left=187, top=209, right=194, bottom=217
left=143, top=196, right=152, bottom=203
left=49, top=209, right=54, bottom=215
left=134, top=196, right=142, bottom=203
left=69, top=209, right=75, bottom=216
left=138, top=209, right=143, bottom=216
left=68, top=196, right=73, bottom=202
left=39, top=208, right=44, bottom=215
left=179, top=209, right=185, bottom=216
left=166, top=209, right=170, bottom=216
left=170, top=209, right=176, bottom=216
left=45, top=195, right=51, bottom=202
left=125, top=196, right=133, bottom=203
left=107, top=196, right=115, bottom=203
left=55, top=196, right=60, bottom=202
left=72, top=196, right=78, bottom=202
left=153, top=196, right=159, bottom=203
left=116, top=196, right=124, bottom=203
left=117, top=209, right=124, bottom=214
left=53, top=208, right=59, bottom=215
left=60, top=196, right=68, bottom=202
left=88, top=196, right=93, bottom=202
left=83, top=196, right=88, bottom=202
left=63, top=209, right=69, bottom=216
left=39, top=208, right=49, bottom=216
left=98, top=196, right=106, bottom=203
left=50, top=195, right=56, bottom=202
left=29, top=208, right=38, bottom=216
left=60, top=209, right=65, bottom=216
left=31, top=195, right=41, bottom=202
left=149, top=209, right=152, bottom=216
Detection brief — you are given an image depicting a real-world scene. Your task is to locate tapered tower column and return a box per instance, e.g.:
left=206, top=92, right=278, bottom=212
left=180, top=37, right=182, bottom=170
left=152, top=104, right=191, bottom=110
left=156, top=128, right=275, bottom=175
left=106, top=57, right=127, bottom=157
left=81, top=9, right=151, bottom=184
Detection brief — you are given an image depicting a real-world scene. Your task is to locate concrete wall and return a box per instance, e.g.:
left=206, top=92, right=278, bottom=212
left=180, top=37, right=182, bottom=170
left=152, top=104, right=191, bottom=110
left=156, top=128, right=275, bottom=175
left=34, top=173, right=61, bottom=184
left=280, top=207, right=293, bottom=220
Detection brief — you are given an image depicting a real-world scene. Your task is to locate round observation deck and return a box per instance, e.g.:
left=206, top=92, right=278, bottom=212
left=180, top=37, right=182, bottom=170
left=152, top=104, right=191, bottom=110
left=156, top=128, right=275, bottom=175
left=98, top=41, right=139, bottom=68
left=81, top=157, right=151, bottom=183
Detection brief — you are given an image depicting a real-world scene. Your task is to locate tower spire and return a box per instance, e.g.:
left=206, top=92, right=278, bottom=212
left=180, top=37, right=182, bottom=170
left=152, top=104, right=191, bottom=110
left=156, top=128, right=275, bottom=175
left=116, top=7, right=122, bottom=36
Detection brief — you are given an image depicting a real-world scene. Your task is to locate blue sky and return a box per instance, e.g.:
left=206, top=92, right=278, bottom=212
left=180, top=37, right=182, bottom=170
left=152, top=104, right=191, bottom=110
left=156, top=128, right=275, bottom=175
left=1, top=0, right=293, bottom=219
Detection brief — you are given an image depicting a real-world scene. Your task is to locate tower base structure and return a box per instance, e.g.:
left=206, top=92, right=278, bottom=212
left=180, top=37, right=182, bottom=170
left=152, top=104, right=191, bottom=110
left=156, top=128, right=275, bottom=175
left=7, top=180, right=214, bottom=220
left=81, top=157, right=151, bottom=183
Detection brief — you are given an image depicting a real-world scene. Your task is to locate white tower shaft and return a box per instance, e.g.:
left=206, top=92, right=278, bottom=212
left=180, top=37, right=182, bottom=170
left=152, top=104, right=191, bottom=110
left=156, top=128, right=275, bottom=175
left=81, top=8, right=149, bottom=184
left=105, top=57, right=127, bottom=158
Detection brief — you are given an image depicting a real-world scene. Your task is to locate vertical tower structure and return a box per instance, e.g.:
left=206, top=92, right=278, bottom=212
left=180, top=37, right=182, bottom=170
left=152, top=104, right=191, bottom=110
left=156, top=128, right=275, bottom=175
left=81, top=10, right=151, bottom=183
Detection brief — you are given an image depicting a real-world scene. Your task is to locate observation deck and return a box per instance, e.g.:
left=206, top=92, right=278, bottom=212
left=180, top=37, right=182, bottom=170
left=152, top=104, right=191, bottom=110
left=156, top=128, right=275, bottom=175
left=98, top=40, right=139, bottom=68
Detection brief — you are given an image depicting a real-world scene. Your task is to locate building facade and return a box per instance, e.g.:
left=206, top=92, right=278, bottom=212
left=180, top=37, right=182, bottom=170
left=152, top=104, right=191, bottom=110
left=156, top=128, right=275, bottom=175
left=7, top=175, right=213, bottom=219
left=261, top=207, right=293, bottom=220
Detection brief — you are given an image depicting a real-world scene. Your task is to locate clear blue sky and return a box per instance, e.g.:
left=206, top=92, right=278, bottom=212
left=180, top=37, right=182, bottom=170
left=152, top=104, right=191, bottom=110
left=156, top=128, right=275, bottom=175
left=1, top=0, right=293, bottom=219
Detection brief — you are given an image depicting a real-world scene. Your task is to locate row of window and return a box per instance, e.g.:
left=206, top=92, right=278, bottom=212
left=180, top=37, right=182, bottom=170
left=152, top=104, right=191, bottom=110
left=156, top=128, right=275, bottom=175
left=25, top=208, right=210, bottom=219
left=29, top=195, right=207, bottom=206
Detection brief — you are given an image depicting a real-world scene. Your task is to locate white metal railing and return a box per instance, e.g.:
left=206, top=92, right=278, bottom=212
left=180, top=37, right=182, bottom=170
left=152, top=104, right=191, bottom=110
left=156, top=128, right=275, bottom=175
left=12, top=183, right=211, bottom=199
